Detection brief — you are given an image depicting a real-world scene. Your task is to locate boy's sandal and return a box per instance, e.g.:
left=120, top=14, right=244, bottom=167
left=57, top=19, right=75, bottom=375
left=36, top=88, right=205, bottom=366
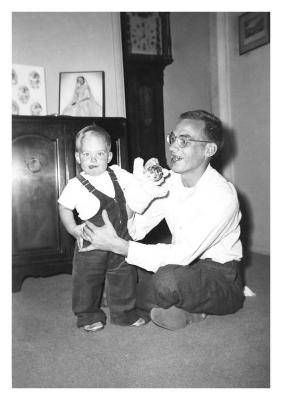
left=131, top=317, right=146, bottom=327
left=83, top=321, right=104, bottom=332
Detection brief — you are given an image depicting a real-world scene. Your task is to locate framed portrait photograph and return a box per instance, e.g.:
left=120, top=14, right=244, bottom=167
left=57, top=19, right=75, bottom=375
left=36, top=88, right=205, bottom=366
left=12, top=64, right=47, bottom=116
left=239, top=12, right=270, bottom=55
left=59, top=71, right=105, bottom=117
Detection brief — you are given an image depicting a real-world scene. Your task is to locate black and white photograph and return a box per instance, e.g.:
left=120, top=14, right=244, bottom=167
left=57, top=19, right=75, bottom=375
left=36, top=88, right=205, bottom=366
left=239, top=12, right=270, bottom=55
left=59, top=71, right=105, bottom=117
left=8, top=4, right=275, bottom=394
left=12, top=63, right=47, bottom=115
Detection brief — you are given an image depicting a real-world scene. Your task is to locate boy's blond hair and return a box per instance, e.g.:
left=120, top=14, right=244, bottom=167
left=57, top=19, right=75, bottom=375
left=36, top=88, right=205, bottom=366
left=75, top=124, right=111, bottom=151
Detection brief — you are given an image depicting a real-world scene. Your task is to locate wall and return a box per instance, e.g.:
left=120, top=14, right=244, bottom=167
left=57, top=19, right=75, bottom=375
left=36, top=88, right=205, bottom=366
left=163, top=12, right=270, bottom=255
left=163, top=12, right=212, bottom=163
left=227, top=12, right=270, bottom=254
left=12, top=12, right=125, bottom=116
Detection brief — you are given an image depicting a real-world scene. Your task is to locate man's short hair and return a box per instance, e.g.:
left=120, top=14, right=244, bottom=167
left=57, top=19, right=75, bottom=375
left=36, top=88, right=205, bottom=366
left=75, top=124, right=111, bottom=151
left=179, top=110, right=224, bottom=151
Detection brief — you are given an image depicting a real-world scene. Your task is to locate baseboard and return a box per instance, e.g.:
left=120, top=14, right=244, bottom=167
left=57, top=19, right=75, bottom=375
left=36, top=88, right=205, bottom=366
left=250, top=247, right=270, bottom=256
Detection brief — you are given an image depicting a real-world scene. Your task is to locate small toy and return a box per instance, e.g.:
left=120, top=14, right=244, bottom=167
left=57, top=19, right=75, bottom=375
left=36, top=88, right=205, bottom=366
left=144, top=158, right=164, bottom=183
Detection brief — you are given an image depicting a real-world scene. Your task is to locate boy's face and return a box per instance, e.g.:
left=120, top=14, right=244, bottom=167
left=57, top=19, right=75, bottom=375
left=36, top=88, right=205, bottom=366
left=75, top=133, right=112, bottom=177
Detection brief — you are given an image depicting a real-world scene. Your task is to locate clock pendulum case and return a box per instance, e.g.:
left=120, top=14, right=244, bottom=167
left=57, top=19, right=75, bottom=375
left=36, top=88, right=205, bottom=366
left=120, top=12, right=173, bottom=170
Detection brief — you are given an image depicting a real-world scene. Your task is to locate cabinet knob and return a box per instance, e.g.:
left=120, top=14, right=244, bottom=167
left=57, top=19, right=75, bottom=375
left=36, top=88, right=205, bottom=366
left=25, top=157, right=41, bottom=173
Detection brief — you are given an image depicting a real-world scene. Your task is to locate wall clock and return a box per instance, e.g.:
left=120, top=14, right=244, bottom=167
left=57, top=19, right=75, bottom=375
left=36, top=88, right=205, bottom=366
left=122, top=12, right=172, bottom=60
left=127, top=12, right=162, bottom=55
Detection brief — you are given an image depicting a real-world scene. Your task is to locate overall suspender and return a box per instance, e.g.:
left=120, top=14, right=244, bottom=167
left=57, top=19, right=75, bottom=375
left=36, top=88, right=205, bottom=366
left=76, top=168, right=128, bottom=223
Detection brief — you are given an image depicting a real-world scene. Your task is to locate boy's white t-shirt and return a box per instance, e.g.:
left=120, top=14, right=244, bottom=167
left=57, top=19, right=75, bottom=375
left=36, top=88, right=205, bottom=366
left=58, top=165, right=133, bottom=221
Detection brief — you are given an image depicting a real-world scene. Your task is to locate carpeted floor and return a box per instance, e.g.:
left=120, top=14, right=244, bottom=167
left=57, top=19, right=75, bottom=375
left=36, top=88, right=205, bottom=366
left=12, top=252, right=270, bottom=388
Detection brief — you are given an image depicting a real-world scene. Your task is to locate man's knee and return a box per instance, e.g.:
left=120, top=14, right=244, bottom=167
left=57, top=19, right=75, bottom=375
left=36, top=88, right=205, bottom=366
left=153, top=265, right=180, bottom=291
left=152, top=265, right=181, bottom=307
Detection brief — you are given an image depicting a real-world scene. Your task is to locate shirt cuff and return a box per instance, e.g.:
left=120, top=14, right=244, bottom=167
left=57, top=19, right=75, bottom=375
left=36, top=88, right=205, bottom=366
left=127, top=216, right=147, bottom=241
left=126, top=241, right=160, bottom=273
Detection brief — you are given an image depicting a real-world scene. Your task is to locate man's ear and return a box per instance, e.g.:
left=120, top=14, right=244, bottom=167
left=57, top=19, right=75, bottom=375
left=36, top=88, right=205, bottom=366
left=205, top=143, right=217, bottom=158
left=75, top=152, right=81, bottom=164
left=107, top=152, right=113, bottom=163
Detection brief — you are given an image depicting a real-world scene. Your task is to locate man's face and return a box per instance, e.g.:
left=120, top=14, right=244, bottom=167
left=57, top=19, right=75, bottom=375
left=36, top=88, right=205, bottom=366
left=168, top=119, right=211, bottom=175
left=75, top=134, right=112, bottom=177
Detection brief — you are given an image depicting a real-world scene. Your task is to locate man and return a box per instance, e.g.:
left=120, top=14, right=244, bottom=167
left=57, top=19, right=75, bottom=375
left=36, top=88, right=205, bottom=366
left=81, top=110, right=245, bottom=330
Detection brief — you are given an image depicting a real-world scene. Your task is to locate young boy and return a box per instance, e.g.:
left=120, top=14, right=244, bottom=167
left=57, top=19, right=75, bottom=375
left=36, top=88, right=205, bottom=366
left=58, top=124, right=166, bottom=332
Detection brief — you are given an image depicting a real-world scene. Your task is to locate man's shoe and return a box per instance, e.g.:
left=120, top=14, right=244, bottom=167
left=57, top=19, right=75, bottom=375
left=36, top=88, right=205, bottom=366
left=131, top=317, right=146, bottom=327
left=83, top=321, right=104, bottom=332
left=150, top=306, right=206, bottom=330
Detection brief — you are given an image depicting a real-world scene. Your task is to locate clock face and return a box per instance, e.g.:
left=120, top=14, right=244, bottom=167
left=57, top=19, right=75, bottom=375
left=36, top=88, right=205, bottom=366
left=127, top=12, right=163, bottom=55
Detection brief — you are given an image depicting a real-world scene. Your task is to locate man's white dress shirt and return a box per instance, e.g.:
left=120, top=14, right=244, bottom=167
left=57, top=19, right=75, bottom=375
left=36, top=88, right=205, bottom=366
left=127, top=165, right=242, bottom=272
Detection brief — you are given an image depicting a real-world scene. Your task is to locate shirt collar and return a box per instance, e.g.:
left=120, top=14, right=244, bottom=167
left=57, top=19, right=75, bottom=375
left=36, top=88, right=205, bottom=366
left=174, top=163, right=213, bottom=190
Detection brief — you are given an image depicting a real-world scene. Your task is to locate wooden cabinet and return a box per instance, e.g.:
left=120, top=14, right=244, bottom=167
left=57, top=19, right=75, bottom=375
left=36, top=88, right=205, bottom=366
left=12, top=115, right=127, bottom=291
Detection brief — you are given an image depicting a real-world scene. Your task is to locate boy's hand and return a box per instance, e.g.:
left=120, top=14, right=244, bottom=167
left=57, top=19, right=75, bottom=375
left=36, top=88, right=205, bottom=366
left=126, top=204, right=134, bottom=219
left=71, top=223, right=85, bottom=250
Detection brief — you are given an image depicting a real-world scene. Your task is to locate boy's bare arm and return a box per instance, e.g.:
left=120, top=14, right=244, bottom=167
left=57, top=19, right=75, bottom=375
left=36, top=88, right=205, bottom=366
left=58, top=204, right=84, bottom=242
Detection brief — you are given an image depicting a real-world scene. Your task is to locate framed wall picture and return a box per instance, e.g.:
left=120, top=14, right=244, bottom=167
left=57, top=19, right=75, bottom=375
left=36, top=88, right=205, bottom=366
left=59, top=71, right=105, bottom=117
left=12, top=64, right=47, bottom=116
left=239, top=12, right=270, bottom=55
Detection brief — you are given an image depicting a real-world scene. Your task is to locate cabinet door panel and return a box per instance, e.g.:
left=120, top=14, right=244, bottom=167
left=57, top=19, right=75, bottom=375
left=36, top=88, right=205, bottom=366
left=12, top=119, right=74, bottom=268
left=13, top=134, right=61, bottom=253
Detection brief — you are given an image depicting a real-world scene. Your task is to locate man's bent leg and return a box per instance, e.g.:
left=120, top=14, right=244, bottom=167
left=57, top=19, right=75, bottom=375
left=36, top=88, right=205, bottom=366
left=152, top=259, right=245, bottom=315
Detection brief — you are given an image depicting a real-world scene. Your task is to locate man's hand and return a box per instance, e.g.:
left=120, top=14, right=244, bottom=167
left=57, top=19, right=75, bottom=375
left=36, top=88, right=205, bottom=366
left=79, top=210, right=129, bottom=256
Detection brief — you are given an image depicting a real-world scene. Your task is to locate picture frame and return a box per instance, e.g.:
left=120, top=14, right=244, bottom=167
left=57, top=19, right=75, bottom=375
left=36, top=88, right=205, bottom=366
left=12, top=64, right=47, bottom=116
left=59, top=71, right=105, bottom=117
left=239, top=12, right=270, bottom=55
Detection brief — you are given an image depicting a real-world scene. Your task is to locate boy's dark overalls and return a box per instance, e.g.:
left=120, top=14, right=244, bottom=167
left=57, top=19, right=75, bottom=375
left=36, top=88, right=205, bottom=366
left=72, top=168, right=139, bottom=327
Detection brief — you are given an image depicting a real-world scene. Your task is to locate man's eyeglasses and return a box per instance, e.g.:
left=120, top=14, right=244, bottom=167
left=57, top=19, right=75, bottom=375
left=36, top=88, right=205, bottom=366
left=167, top=131, right=212, bottom=148
left=80, top=150, right=108, bottom=161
